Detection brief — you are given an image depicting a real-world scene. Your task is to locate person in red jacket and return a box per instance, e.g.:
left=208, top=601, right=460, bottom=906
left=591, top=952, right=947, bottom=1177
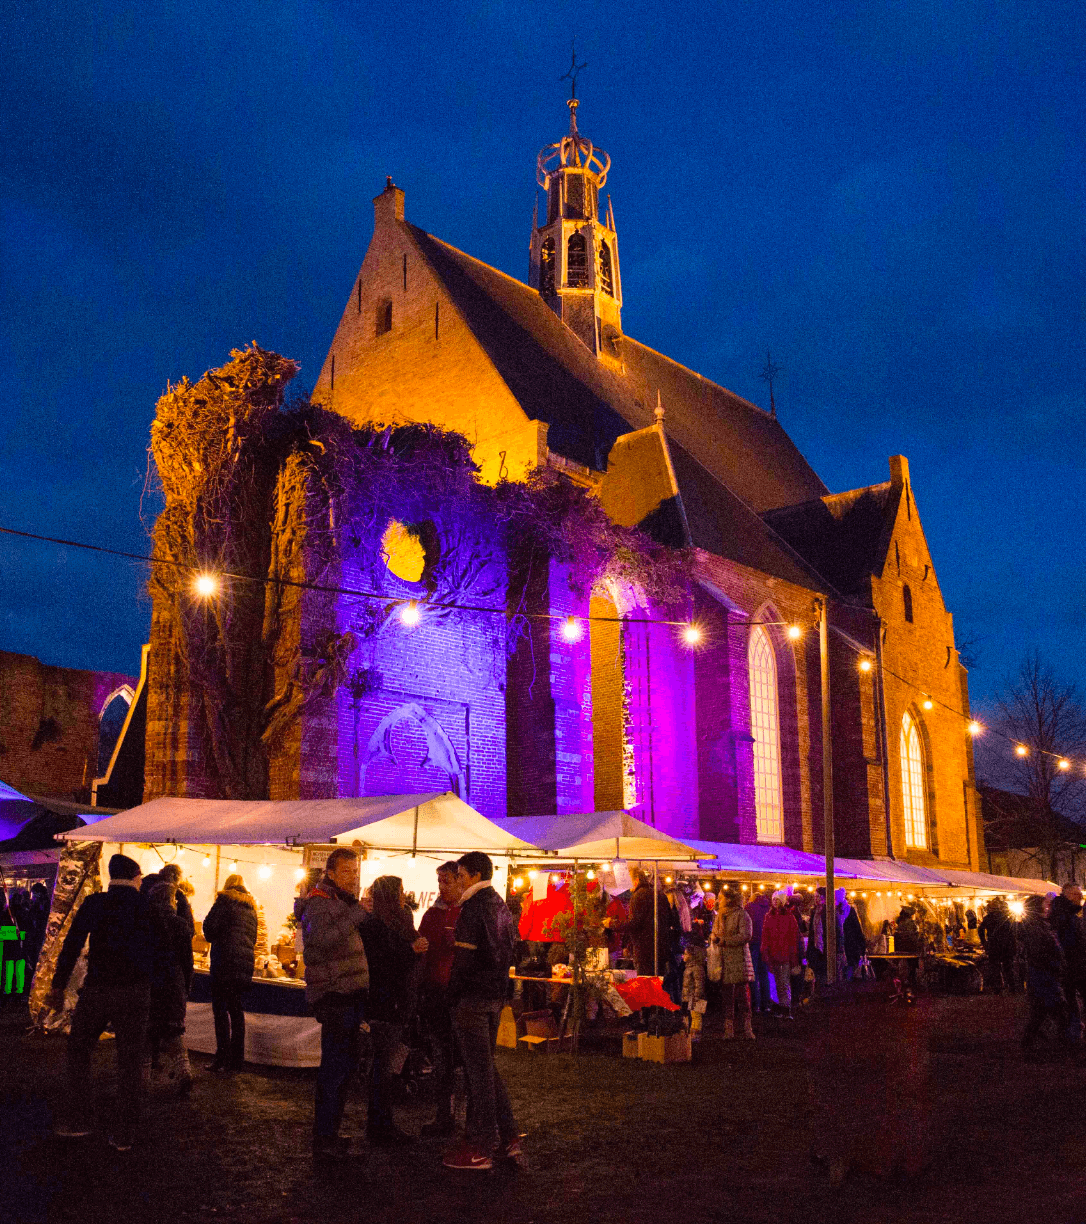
left=416, top=862, right=462, bottom=1136
left=760, top=891, right=803, bottom=1018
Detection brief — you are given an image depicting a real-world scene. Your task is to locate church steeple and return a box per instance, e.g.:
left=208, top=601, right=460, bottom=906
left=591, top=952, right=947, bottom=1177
left=530, top=95, right=622, bottom=364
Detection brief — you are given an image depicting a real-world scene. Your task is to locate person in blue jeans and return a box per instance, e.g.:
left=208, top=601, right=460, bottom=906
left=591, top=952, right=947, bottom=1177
left=745, top=890, right=773, bottom=1012
left=442, top=852, right=521, bottom=1171
left=297, top=848, right=370, bottom=1159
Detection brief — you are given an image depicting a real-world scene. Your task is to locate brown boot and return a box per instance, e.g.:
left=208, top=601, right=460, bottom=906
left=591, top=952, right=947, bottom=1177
left=742, top=1016, right=756, bottom=1040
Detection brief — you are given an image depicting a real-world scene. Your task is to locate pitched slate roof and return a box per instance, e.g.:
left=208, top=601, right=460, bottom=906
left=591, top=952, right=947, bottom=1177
left=408, top=226, right=828, bottom=515
left=762, top=481, right=900, bottom=598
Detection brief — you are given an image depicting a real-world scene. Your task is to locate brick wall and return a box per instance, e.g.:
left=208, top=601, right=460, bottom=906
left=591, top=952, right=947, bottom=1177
left=0, top=648, right=136, bottom=801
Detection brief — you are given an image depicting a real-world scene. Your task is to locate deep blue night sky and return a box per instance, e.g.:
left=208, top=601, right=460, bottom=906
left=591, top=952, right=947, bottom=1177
left=2, top=1, right=1083, bottom=716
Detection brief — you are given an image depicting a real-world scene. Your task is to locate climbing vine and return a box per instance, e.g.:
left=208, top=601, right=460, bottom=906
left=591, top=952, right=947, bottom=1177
left=148, top=344, right=691, bottom=800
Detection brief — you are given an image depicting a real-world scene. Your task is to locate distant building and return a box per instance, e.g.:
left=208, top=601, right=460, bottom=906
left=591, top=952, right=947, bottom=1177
left=144, top=102, right=985, bottom=869
left=979, top=784, right=1086, bottom=886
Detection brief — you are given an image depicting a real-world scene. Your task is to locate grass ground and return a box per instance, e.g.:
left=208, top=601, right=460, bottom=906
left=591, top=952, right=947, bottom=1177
left=2, top=991, right=1084, bottom=1224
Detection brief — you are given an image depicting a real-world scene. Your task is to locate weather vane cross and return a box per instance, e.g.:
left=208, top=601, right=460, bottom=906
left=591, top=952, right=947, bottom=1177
left=561, top=41, right=587, bottom=100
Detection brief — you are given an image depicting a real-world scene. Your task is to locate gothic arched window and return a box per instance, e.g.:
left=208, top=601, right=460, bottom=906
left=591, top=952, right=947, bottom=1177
left=748, top=625, right=784, bottom=843
left=599, top=241, right=614, bottom=296
left=900, top=710, right=927, bottom=849
left=567, top=233, right=588, bottom=288
left=97, top=689, right=133, bottom=776
left=540, top=238, right=555, bottom=296
left=903, top=584, right=914, bottom=623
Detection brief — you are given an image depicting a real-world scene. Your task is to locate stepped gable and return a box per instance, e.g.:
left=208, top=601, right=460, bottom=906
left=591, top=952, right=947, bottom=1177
left=407, top=225, right=828, bottom=514
left=763, top=480, right=899, bottom=598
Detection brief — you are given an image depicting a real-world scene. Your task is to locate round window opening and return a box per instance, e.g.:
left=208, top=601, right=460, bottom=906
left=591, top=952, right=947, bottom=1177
left=381, top=521, right=427, bottom=583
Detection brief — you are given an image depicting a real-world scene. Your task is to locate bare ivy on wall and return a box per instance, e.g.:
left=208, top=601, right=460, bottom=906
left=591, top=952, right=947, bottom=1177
left=148, top=345, right=691, bottom=799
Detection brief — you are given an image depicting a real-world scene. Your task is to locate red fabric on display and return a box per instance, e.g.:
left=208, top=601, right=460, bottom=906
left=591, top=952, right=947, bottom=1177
left=613, top=976, right=679, bottom=1011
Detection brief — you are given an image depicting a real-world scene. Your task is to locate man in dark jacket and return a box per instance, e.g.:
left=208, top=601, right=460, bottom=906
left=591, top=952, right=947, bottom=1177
left=1048, top=885, right=1086, bottom=1039
left=1019, top=894, right=1068, bottom=1048
left=442, top=852, right=520, bottom=1171
left=623, top=867, right=672, bottom=977
left=298, top=848, right=370, bottom=1159
left=45, top=852, right=154, bottom=1150
left=979, top=896, right=1018, bottom=993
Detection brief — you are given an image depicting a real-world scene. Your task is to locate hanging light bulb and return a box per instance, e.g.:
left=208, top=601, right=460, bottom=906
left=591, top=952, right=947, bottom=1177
left=585, top=869, right=595, bottom=880
left=922, top=697, right=934, bottom=710
left=968, top=720, right=983, bottom=736
left=193, top=572, right=220, bottom=598
left=682, top=624, right=702, bottom=646
left=202, top=856, right=211, bottom=868
left=1015, top=744, right=1029, bottom=757
left=858, top=658, right=873, bottom=673
left=1058, top=758, right=1071, bottom=771
left=559, top=616, right=583, bottom=643
left=399, top=601, right=421, bottom=627
left=228, top=860, right=238, bottom=874
left=786, top=624, right=802, bottom=640
left=258, top=864, right=272, bottom=880
left=293, top=867, right=306, bottom=882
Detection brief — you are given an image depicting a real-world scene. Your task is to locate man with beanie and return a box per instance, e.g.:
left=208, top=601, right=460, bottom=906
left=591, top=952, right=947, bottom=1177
left=298, top=847, right=370, bottom=1159
left=45, top=853, right=154, bottom=1150
left=442, top=852, right=520, bottom=1171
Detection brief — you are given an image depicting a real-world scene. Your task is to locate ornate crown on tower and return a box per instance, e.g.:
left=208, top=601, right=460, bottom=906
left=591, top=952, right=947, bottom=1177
left=536, top=99, right=611, bottom=189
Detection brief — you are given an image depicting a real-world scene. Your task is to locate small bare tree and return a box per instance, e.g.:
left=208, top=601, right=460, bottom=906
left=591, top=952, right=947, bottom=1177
left=982, top=653, right=1086, bottom=879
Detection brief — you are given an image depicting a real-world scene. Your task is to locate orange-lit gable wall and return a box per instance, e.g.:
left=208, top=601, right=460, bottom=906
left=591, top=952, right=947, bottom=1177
left=311, top=187, right=547, bottom=486
left=872, top=460, right=983, bottom=869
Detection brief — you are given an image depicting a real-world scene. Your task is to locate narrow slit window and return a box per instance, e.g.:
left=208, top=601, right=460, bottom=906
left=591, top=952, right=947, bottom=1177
left=357, top=279, right=362, bottom=314
left=599, top=241, right=614, bottom=296
left=376, top=299, right=392, bottom=336
left=434, top=301, right=439, bottom=340
left=402, top=253, right=407, bottom=292
left=903, top=584, right=913, bottom=623
left=900, top=711, right=927, bottom=849
left=539, top=238, right=555, bottom=295
left=567, top=233, right=588, bottom=288
left=748, top=625, right=784, bottom=843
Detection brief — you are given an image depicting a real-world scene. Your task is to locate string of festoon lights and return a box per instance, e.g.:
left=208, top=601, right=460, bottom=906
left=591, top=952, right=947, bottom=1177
left=146, top=842, right=306, bottom=884
left=5, top=520, right=1083, bottom=776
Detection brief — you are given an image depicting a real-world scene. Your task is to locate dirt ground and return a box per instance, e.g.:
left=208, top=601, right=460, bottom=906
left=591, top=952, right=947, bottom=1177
left=3, top=991, right=1084, bottom=1224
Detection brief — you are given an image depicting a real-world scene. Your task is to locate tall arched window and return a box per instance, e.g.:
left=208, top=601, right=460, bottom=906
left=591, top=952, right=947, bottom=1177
left=97, top=689, right=133, bottom=776
left=748, top=625, right=784, bottom=843
left=539, top=238, right=555, bottom=295
left=567, top=233, right=588, bottom=287
left=598, top=241, right=614, bottom=296
left=900, top=710, right=927, bottom=849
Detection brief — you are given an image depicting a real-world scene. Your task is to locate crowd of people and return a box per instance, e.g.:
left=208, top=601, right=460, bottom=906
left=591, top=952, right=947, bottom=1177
left=0, top=880, right=50, bottom=992
left=42, top=847, right=523, bottom=1170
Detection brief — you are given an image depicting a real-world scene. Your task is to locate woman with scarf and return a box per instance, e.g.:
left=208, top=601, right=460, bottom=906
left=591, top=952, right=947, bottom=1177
left=358, top=875, right=428, bottom=1145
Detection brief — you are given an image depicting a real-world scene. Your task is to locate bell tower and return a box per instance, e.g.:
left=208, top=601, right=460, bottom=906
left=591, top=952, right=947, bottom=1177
left=529, top=96, right=622, bottom=365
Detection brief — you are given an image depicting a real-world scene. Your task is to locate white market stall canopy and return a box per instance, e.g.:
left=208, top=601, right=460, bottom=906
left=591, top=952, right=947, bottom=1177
left=58, top=792, right=540, bottom=855
left=680, top=840, right=829, bottom=877
left=497, top=811, right=703, bottom=861
left=939, top=868, right=1056, bottom=897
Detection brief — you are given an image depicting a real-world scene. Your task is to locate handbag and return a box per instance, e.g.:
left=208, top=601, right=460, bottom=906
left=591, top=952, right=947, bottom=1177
left=707, top=942, right=723, bottom=982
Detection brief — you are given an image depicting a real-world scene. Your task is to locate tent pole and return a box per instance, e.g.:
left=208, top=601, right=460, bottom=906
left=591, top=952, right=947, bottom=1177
left=412, top=806, right=419, bottom=858
left=653, top=860, right=659, bottom=978
left=214, top=846, right=221, bottom=893
left=820, top=597, right=837, bottom=986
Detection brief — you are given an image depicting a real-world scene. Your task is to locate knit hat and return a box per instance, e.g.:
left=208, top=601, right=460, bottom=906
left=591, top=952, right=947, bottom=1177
left=108, top=853, right=141, bottom=881
left=223, top=873, right=247, bottom=891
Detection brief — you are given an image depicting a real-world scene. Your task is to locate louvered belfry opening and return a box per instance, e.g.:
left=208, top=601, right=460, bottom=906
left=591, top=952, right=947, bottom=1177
left=566, top=233, right=588, bottom=288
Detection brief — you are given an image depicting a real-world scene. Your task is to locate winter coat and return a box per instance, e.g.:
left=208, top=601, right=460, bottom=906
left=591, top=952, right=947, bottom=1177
left=689, top=901, right=716, bottom=948
left=418, top=900, right=461, bottom=988
left=894, top=916, right=922, bottom=956
left=682, top=944, right=706, bottom=1005
left=761, top=907, right=802, bottom=968
left=149, top=891, right=195, bottom=1038
left=359, top=910, right=420, bottom=1023
left=745, top=894, right=772, bottom=955
left=979, top=908, right=1016, bottom=958
left=842, top=907, right=867, bottom=966
left=448, top=884, right=515, bottom=1004
left=712, top=905, right=754, bottom=984
left=1048, top=895, right=1086, bottom=976
left=202, top=888, right=258, bottom=990
left=1019, top=913, right=1066, bottom=1004
left=624, top=880, right=673, bottom=976
left=298, top=877, right=370, bottom=1007
left=52, top=882, right=155, bottom=993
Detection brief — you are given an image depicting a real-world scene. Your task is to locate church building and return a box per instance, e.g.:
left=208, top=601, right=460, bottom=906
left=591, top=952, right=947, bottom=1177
left=146, top=100, right=985, bottom=871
